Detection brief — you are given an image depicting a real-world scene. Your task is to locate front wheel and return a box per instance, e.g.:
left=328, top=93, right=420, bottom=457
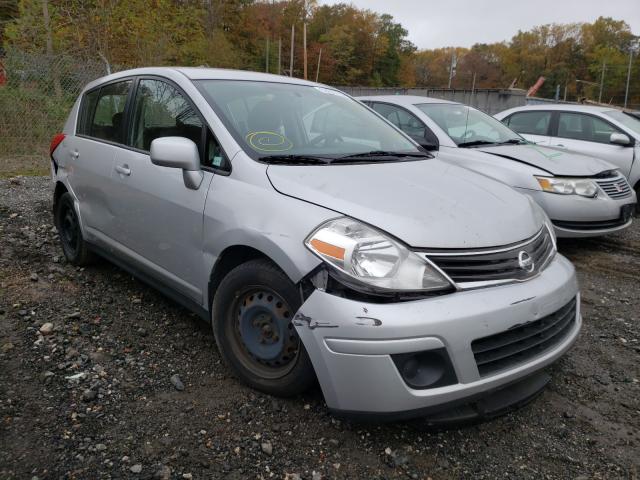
left=212, top=259, right=315, bottom=396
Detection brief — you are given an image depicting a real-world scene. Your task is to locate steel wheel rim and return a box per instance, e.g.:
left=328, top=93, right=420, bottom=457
left=229, top=287, right=300, bottom=379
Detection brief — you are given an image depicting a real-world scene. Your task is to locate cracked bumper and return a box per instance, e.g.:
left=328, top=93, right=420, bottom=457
left=293, top=254, right=580, bottom=416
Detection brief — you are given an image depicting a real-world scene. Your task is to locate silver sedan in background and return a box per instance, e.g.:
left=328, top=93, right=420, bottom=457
left=494, top=104, right=640, bottom=201
left=358, top=95, right=637, bottom=238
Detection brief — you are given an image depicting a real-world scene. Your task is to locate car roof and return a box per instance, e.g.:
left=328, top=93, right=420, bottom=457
left=356, top=95, right=458, bottom=106
left=505, top=104, right=622, bottom=114
left=83, top=66, right=326, bottom=91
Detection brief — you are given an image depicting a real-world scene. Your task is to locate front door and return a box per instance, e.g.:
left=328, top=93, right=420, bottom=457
left=550, top=112, right=634, bottom=176
left=109, top=78, right=215, bottom=303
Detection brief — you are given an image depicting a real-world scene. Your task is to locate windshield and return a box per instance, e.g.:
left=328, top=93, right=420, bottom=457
left=196, top=80, right=421, bottom=162
left=604, top=110, right=640, bottom=137
left=416, top=103, right=524, bottom=147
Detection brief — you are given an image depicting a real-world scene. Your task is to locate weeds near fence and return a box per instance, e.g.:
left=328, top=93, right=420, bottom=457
left=0, top=49, right=111, bottom=174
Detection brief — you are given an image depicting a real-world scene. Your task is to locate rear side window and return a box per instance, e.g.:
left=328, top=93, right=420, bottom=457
left=88, top=80, right=132, bottom=143
left=504, top=111, right=551, bottom=135
left=371, top=102, right=439, bottom=146
left=78, top=89, right=100, bottom=135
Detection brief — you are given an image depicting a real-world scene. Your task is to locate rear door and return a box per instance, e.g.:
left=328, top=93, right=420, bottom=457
left=108, top=77, right=227, bottom=302
left=550, top=112, right=634, bottom=176
left=70, top=79, right=133, bottom=238
left=501, top=110, right=552, bottom=145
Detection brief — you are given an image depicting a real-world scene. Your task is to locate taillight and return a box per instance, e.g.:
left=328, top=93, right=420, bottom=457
left=50, top=133, right=66, bottom=157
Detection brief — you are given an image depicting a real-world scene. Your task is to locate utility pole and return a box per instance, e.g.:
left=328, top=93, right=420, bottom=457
left=624, top=48, right=634, bottom=108
left=447, top=52, right=457, bottom=89
left=42, top=0, right=62, bottom=98
left=265, top=37, right=270, bottom=73
left=598, top=61, right=606, bottom=104
left=278, top=37, right=282, bottom=75
left=289, top=25, right=295, bottom=77
left=315, top=48, right=322, bottom=82
left=471, top=72, right=476, bottom=107
left=303, top=23, right=308, bottom=80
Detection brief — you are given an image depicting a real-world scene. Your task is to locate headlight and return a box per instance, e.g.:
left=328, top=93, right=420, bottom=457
left=305, top=217, right=452, bottom=293
left=535, top=176, right=598, bottom=197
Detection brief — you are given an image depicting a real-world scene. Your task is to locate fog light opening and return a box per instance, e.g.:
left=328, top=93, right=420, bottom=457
left=392, top=348, right=457, bottom=390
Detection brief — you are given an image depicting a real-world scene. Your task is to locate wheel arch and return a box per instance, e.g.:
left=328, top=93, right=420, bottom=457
left=52, top=181, right=69, bottom=216
left=207, top=244, right=312, bottom=311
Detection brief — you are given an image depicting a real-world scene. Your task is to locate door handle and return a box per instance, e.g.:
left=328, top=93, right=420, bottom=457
left=115, top=164, right=131, bottom=176
left=71, top=150, right=79, bottom=159
left=554, top=144, right=566, bottom=148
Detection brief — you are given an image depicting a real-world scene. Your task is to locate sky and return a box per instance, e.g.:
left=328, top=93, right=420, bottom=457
left=317, top=0, right=640, bottom=50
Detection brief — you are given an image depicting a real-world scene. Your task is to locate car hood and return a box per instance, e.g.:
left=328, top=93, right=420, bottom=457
left=474, top=144, right=615, bottom=176
left=267, top=159, right=544, bottom=249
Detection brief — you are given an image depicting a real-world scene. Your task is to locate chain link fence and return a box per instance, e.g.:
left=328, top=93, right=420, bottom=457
left=0, top=49, right=111, bottom=165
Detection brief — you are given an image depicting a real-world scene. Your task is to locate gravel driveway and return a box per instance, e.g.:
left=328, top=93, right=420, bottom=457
left=1, top=176, right=639, bottom=479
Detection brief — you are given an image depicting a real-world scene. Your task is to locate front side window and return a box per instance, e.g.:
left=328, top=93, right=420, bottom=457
left=89, top=80, right=132, bottom=143
left=416, top=103, right=523, bottom=147
left=130, top=79, right=203, bottom=152
left=604, top=110, right=640, bottom=137
left=196, top=80, right=420, bottom=161
left=557, top=112, right=622, bottom=144
left=504, top=111, right=551, bottom=136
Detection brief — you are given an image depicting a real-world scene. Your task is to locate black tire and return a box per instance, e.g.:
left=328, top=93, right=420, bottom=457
left=54, top=192, right=95, bottom=266
left=212, top=259, right=315, bottom=396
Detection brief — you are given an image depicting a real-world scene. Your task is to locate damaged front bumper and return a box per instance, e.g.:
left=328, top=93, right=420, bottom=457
left=293, top=254, right=580, bottom=419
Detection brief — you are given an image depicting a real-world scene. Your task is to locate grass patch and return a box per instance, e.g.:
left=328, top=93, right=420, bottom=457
left=0, top=156, right=50, bottom=178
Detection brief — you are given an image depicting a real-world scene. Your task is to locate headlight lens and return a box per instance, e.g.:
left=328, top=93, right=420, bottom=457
left=305, top=217, right=451, bottom=293
left=535, top=176, right=598, bottom=197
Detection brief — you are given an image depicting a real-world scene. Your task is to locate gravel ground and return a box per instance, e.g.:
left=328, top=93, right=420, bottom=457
left=1, top=176, right=639, bottom=480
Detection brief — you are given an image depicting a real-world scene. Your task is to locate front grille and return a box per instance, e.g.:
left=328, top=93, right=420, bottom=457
left=424, top=227, right=555, bottom=286
left=597, top=176, right=633, bottom=199
left=471, top=298, right=577, bottom=377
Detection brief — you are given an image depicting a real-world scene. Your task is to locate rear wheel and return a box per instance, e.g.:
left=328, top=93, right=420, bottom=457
left=54, top=192, right=95, bottom=266
left=212, top=259, right=315, bottom=396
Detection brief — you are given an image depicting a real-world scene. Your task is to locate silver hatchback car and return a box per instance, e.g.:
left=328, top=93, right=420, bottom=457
left=51, top=68, right=580, bottom=421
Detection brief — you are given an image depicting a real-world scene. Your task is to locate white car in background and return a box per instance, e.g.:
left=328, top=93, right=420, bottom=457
left=495, top=104, right=640, bottom=202
left=357, top=95, right=636, bottom=237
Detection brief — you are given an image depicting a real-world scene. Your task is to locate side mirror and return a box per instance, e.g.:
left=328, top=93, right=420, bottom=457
left=410, top=134, right=438, bottom=151
left=150, top=137, right=203, bottom=190
left=610, top=132, right=632, bottom=146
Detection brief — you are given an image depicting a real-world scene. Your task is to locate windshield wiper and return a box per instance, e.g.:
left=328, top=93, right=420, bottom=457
left=498, top=138, right=527, bottom=145
left=457, top=140, right=498, bottom=148
left=259, top=154, right=331, bottom=165
left=333, top=150, right=431, bottom=162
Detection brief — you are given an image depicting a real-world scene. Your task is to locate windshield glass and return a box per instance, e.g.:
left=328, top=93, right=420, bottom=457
left=604, top=110, right=640, bottom=136
left=196, top=80, right=421, bottom=161
left=416, top=103, right=523, bottom=146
